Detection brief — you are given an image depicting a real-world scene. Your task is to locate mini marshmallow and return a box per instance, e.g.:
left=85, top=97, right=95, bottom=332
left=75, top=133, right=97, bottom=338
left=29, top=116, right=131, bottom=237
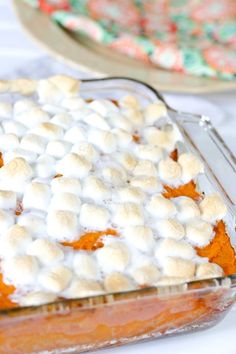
left=155, top=276, right=188, bottom=286
left=0, top=225, right=32, bottom=258
left=132, top=264, right=161, bottom=285
left=133, top=160, right=157, bottom=177
left=196, top=263, right=223, bottom=280
left=35, top=154, right=56, bottom=178
left=147, top=195, right=176, bottom=218
left=13, top=99, right=36, bottom=116
left=109, top=113, right=133, bottom=132
left=42, top=104, right=66, bottom=115
left=117, top=153, right=137, bottom=172
left=130, top=176, right=161, bottom=193
left=0, top=158, right=33, bottom=192
left=19, top=291, right=57, bottom=306
left=23, top=182, right=51, bottom=211
left=83, top=176, right=110, bottom=201
left=97, top=242, right=130, bottom=272
left=46, top=140, right=71, bottom=158
left=177, top=197, right=200, bottom=222
left=71, top=142, right=98, bottom=162
left=79, top=203, right=110, bottom=230
left=159, top=158, right=182, bottom=181
left=3, top=255, right=38, bottom=286
left=31, top=122, right=63, bottom=140
left=123, top=108, right=143, bottom=126
left=144, top=127, right=176, bottom=151
left=113, top=203, right=144, bottom=227
left=135, top=144, right=163, bottom=163
left=47, top=210, right=78, bottom=241
left=70, top=107, right=93, bottom=121
left=21, top=134, right=47, bottom=154
left=123, top=226, right=154, bottom=252
left=83, top=112, right=110, bottom=130
left=0, top=133, right=19, bottom=150
left=144, top=102, right=167, bottom=125
left=178, top=153, right=204, bottom=183
left=51, top=113, right=73, bottom=129
left=18, top=213, right=46, bottom=236
left=50, top=193, right=81, bottom=213
left=185, top=220, right=214, bottom=247
left=155, top=239, right=195, bottom=260
left=0, top=102, right=12, bottom=119
left=88, top=129, right=117, bottom=153
left=0, top=210, right=14, bottom=233
left=51, top=176, right=81, bottom=195
left=64, top=126, right=86, bottom=143
left=200, top=194, right=227, bottom=223
left=2, top=121, right=26, bottom=136
left=102, top=167, right=126, bottom=186
left=104, top=272, right=134, bottom=292
left=27, top=239, right=64, bottom=265
left=89, top=99, right=118, bottom=116
left=39, top=265, right=72, bottom=293
left=112, top=128, right=132, bottom=147
left=16, top=107, right=49, bottom=128
left=73, top=253, right=99, bottom=279
left=10, top=78, right=37, bottom=95
left=0, top=190, right=17, bottom=209
left=120, top=95, right=141, bottom=110
left=56, top=153, right=91, bottom=178
left=160, top=257, right=195, bottom=278
left=117, top=187, right=145, bottom=203
left=63, top=279, right=103, bottom=299
left=157, top=219, right=185, bottom=240
left=4, top=148, right=37, bottom=164
left=61, top=97, right=85, bottom=110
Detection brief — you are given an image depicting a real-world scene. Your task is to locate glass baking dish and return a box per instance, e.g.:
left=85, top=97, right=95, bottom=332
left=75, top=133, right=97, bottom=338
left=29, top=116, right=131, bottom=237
left=0, top=77, right=235, bottom=354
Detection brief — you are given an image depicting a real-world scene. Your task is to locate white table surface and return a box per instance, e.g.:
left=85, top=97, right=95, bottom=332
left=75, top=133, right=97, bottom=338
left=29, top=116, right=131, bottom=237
left=1, top=2, right=236, bottom=354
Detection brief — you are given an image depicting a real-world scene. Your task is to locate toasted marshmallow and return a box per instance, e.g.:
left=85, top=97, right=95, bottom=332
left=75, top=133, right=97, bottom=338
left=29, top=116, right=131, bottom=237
left=157, top=219, right=185, bottom=240
left=18, top=213, right=46, bottom=236
left=51, top=113, right=73, bottom=129
left=155, top=276, right=188, bottom=286
left=161, top=257, right=195, bottom=278
left=200, top=194, right=227, bottom=223
left=155, top=239, right=195, bottom=260
left=0, top=225, right=32, bottom=258
left=21, top=134, right=47, bottom=154
left=185, top=220, right=213, bottom=247
left=3, top=255, right=38, bottom=286
left=10, top=78, right=37, bottom=95
left=144, top=127, right=176, bottom=151
left=61, top=97, right=85, bottom=110
left=147, top=196, right=176, bottom=218
left=113, top=128, right=133, bottom=148
left=130, top=176, right=161, bottom=193
left=177, top=197, right=200, bottom=222
left=120, top=95, right=141, bottom=110
left=88, top=129, right=117, bottom=153
left=97, top=242, right=130, bottom=272
left=196, top=263, right=223, bottom=279
left=109, top=113, right=133, bottom=132
left=46, top=140, right=71, bottom=158
left=23, top=182, right=51, bottom=211
left=144, top=102, right=167, bottom=125
left=117, top=153, right=137, bottom=172
left=132, top=264, right=161, bottom=285
left=27, top=239, right=64, bottom=265
left=123, top=108, right=143, bottom=126
left=64, top=126, right=86, bottom=143
left=104, top=272, right=134, bottom=292
left=159, top=158, right=182, bottom=182
left=0, top=158, right=33, bottom=192
left=35, top=154, right=56, bottom=178
left=39, top=265, right=72, bottom=293
left=0, top=190, right=17, bottom=209
left=0, top=210, right=14, bottom=232
left=102, top=167, right=126, bottom=186
left=43, top=104, right=66, bottom=115
left=16, top=108, right=49, bottom=128
left=117, top=187, right=145, bottom=203
left=51, top=176, right=81, bottom=195
left=47, top=210, right=78, bottom=241
left=70, top=107, right=93, bottom=121
left=133, top=160, right=157, bottom=177
left=0, top=133, right=19, bottom=150
left=73, top=253, right=99, bottom=279
left=135, top=144, right=163, bottom=163
left=79, top=203, right=110, bottom=230
left=0, top=102, right=12, bottom=118
left=13, top=99, right=36, bottom=116
left=31, top=123, right=62, bottom=142
left=19, top=291, right=57, bottom=306
left=50, top=193, right=81, bottom=213
left=89, top=99, right=118, bottom=116
left=113, top=203, right=144, bottom=227
left=64, top=279, right=103, bottom=299
left=4, top=148, right=37, bottom=164
left=83, top=176, right=110, bottom=202
left=123, top=226, right=154, bottom=252
left=56, top=153, right=91, bottom=178
left=71, top=142, right=98, bottom=162
left=178, top=153, right=204, bottom=183
left=83, top=112, right=110, bottom=130
left=2, top=121, right=26, bottom=137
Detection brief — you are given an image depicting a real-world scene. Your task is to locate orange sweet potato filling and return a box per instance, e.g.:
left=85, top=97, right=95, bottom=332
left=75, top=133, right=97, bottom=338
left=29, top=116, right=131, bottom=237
left=169, top=148, right=178, bottom=162
left=162, top=180, right=202, bottom=201
left=0, top=274, right=17, bottom=309
left=0, top=152, right=4, bottom=168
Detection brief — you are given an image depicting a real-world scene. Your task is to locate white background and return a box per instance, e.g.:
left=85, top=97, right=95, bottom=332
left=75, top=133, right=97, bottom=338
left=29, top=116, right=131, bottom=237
left=1, top=1, right=236, bottom=354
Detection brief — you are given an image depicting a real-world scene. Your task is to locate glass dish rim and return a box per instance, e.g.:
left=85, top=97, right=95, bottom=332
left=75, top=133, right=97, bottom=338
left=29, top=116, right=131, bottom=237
left=0, top=76, right=235, bottom=317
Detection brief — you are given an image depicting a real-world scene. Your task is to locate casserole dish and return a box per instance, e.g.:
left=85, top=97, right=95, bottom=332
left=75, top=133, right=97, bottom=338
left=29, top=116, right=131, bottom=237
left=0, top=77, right=235, bottom=353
